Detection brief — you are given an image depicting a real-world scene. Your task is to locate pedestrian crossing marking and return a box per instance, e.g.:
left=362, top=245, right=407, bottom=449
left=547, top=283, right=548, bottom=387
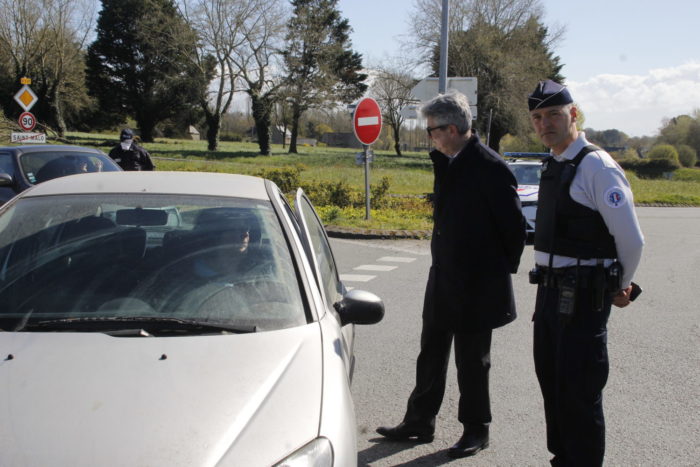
left=377, top=256, right=416, bottom=263
left=354, top=264, right=398, bottom=272
left=340, top=274, right=376, bottom=282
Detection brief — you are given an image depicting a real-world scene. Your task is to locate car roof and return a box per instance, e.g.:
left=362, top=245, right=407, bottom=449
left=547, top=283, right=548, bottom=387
left=20, top=171, right=271, bottom=201
left=0, top=145, right=106, bottom=155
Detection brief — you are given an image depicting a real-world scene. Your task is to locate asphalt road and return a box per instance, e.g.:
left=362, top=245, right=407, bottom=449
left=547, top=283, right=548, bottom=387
left=330, top=207, right=700, bottom=466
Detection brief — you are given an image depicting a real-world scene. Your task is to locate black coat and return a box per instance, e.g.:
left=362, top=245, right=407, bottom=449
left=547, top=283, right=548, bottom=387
left=423, top=135, right=526, bottom=333
left=109, top=142, right=155, bottom=171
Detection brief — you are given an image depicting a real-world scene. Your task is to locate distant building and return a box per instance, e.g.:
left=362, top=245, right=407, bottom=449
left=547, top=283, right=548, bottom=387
left=187, top=125, right=200, bottom=141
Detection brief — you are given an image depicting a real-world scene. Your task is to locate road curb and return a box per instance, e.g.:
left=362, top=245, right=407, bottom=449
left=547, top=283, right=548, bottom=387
left=324, top=225, right=431, bottom=240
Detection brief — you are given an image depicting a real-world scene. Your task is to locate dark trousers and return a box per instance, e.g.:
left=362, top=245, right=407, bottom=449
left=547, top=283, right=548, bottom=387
left=533, top=283, right=611, bottom=467
left=403, top=320, right=493, bottom=428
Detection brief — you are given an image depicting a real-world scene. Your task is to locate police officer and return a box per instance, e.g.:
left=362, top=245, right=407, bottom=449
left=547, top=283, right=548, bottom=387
left=527, top=80, right=644, bottom=466
left=109, top=128, right=155, bottom=171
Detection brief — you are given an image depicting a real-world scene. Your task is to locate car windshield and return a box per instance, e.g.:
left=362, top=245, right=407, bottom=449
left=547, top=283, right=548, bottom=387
left=18, top=150, right=119, bottom=185
left=0, top=194, right=307, bottom=333
left=509, top=163, right=542, bottom=186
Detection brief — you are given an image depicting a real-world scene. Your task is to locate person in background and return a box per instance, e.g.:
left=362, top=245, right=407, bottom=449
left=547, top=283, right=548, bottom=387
left=375, top=91, right=526, bottom=459
left=109, top=128, right=155, bottom=171
left=527, top=79, right=644, bottom=466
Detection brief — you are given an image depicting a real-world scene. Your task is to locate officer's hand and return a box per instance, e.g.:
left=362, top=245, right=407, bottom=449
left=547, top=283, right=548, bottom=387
left=613, top=286, right=632, bottom=308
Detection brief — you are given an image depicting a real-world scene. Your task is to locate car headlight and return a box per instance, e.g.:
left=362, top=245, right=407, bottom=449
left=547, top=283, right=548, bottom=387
left=274, top=437, right=333, bottom=467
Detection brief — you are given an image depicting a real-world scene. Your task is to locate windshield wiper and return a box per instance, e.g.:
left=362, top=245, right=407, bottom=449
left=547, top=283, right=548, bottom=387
left=19, top=316, right=257, bottom=335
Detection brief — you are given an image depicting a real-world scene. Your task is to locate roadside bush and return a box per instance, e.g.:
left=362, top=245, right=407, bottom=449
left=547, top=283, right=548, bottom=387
left=676, top=144, right=698, bottom=168
left=255, top=166, right=302, bottom=193
left=647, top=144, right=680, bottom=164
left=619, top=157, right=680, bottom=178
left=370, top=176, right=391, bottom=208
left=302, top=177, right=393, bottom=209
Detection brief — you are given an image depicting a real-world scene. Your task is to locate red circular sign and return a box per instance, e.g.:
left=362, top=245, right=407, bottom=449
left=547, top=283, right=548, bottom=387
left=18, top=111, right=36, bottom=131
left=353, top=97, right=382, bottom=145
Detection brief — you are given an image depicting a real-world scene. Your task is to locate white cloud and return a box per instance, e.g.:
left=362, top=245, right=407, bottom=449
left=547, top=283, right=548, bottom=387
left=568, top=61, right=700, bottom=137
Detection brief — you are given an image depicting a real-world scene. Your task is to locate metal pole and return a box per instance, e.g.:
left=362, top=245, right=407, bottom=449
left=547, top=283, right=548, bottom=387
left=486, top=108, right=493, bottom=147
left=438, top=0, right=449, bottom=94
left=363, top=144, right=371, bottom=220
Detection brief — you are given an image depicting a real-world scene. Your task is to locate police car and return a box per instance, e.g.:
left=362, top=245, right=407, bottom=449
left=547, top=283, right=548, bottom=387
left=504, top=152, right=548, bottom=241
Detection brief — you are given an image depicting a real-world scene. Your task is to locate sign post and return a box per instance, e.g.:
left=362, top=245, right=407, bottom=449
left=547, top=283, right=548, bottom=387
left=11, top=77, right=45, bottom=143
left=352, top=97, right=382, bottom=220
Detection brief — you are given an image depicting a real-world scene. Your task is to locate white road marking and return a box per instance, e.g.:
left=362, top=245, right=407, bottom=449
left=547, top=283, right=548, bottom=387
left=340, top=274, right=376, bottom=282
left=354, top=264, right=398, bottom=272
left=377, top=256, right=416, bottom=263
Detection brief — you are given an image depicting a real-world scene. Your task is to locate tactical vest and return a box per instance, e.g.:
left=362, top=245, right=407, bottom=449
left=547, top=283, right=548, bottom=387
left=534, top=145, right=618, bottom=260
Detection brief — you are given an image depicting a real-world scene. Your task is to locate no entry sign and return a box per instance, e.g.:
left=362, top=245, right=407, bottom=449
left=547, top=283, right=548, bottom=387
left=353, top=97, right=382, bottom=145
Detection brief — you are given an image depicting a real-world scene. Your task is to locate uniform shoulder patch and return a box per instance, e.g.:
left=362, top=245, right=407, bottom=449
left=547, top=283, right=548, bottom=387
left=604, top=187, right=627, bottom=208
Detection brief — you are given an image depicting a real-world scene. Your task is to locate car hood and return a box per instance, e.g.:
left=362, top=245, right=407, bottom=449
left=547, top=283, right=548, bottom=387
left=517, top=184, right=538, bottom=202
left=0, top=324, right=323, bottom=467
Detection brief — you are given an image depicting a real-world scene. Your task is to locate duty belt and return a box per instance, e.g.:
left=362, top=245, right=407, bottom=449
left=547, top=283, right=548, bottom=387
left=530, top=265, right=601, bottom=289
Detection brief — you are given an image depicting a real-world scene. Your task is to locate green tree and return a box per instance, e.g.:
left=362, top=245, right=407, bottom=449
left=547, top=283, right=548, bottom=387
left=648, top=144, right=680, bottom=164
left=282, top=0, right=367, bottom=153
left=658, top=112, right=700, bottom=160
left=435, top=16, right=563, bottom=152
left=676, top=144, right=697, bottom=168
left=86, top=0, right=204, bottom=141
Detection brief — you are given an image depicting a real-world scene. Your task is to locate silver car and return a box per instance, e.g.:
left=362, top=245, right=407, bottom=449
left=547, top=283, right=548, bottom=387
left=0, top=171, right=383, bottom=466
left=505, top=153, right=547, bottom=240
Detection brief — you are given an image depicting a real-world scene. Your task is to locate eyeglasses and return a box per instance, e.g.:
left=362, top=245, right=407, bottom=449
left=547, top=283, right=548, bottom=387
left=426, top=124, right=449, bottom=136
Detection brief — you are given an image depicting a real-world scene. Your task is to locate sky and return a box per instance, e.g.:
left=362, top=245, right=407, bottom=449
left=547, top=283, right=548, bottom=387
left=336, top=0, right=700, bottom=137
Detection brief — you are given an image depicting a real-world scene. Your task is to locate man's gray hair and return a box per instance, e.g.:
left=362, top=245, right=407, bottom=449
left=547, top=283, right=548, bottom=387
left=420, top=90, right=472, bottom=134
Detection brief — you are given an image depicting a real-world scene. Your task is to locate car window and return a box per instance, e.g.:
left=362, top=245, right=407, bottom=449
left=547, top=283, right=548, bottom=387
left=0, top=194, right=306, bottom=333
left=509, top=163, right=542, bottom=185
left=294, top=191, right=342, bottom=310
left=0, top=153, right=13, bottom=175
left=18, top=151, right=119, bottom=184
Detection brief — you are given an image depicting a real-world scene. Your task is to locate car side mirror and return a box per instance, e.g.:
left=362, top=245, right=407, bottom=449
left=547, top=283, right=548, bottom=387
left=334, top=289, right=384, bottom=326
left=0, top=173, right=13, bottom=187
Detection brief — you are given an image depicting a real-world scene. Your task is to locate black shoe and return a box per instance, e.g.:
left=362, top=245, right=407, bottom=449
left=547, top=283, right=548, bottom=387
left=447, top=425, right=489, bottom=458
left=376, top=421, right=434, bottom=443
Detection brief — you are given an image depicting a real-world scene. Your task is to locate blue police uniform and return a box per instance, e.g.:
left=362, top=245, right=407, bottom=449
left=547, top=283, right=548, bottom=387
left=528, top=81, right=644, bottom=466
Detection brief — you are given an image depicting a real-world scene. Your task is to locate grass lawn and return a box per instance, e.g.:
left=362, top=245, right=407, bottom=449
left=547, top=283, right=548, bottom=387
left=65, top=132, right=700, bottom=230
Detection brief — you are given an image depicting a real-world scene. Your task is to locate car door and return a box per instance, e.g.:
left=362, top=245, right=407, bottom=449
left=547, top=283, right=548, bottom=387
left=293, top=189, right=355, bottom=375
left=0, top=151, right=18, bottom=204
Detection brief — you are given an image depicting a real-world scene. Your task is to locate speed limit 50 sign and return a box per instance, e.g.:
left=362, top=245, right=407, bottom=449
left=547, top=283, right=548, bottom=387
left=18, top=112, right=36, bottom=131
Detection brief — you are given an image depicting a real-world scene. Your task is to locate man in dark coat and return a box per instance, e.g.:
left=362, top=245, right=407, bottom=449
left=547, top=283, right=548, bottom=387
left=376, top=91, right=526, bottom=458
left=108, top=128, right=155, bottom=171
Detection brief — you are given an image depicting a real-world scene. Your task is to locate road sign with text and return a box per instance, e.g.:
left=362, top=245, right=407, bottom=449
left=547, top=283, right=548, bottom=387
left=353, top=97, right=382, bottom=146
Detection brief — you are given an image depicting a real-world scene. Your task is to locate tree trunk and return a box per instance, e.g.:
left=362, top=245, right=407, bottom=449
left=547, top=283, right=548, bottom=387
left=138, top=118, right=156, bottom=143
left=205, top=112, right=220, bottom=151
left=288, top=103, right=302, bottom=154
left=50, top=85, right=67, bottom=137
left=392, top=123, right=402, bottom=156
left=251, top=94, right=272, bottom=156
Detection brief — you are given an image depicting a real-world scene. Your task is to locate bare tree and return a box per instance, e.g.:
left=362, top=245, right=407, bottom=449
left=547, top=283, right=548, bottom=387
left=181, top=0, right=249, bottom=151
left=370, top=62, right=419, bottom=156
left=0, top=0, right=95, bottom=136
left=230, top=0, right=288, bottom=155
